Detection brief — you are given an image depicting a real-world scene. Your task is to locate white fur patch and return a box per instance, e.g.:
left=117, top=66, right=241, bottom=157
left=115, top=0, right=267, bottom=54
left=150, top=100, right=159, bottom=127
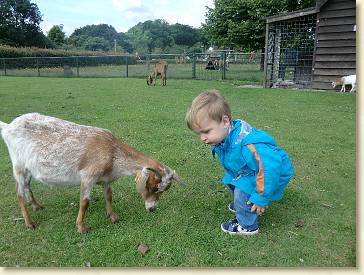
left=1, top=113, right=108, bottom=186
left=145, top=199, right=157, bottom=210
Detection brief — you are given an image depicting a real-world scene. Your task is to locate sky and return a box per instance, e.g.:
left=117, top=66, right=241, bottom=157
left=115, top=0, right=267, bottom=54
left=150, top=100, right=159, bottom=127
left=32, top=0, right=215, bottom=36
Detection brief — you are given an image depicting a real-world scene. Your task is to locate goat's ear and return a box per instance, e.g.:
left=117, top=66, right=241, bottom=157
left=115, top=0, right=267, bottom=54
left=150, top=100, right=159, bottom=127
left=135, top=168, right=149, bottom=193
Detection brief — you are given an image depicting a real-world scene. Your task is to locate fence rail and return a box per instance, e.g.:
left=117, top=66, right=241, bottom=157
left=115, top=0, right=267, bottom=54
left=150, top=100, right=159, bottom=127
left=0, top=52, right=265, bottom=84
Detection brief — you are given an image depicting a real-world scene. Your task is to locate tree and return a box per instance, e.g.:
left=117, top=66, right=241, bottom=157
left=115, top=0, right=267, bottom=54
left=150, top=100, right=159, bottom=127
left=126, top=25, right=152, bottom=53
left=67, top=34, right=111, bottom=51
left=84, top=36, right=110, bottom=51
left=169, top=23, right=201, bottom=46
left=202, top=0, right=316, bottom=51
left=115, top=32, right=133, bottom=53
left=0, top=0, right=51, bottom=47
left=70, top=24, right=118, bottom=42
left=127, top=20, right=174, bottom=53
left=68, top=24, right=132, bottom=52
left=67, top=34, right=89, bottom=49
left=47, top=24, right=66, bottom=46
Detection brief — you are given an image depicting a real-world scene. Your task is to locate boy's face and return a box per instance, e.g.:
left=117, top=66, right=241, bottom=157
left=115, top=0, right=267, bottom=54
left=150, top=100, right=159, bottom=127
left=192, top=114, right=231, bottom=146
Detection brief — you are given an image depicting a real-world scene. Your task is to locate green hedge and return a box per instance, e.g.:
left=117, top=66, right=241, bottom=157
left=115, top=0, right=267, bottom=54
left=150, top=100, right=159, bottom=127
left=0, top=44, right=119, bottom=58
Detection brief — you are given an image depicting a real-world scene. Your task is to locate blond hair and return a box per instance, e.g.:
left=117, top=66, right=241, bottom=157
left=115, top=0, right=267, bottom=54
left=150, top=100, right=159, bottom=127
left=185, top=90, right=231, bottom=130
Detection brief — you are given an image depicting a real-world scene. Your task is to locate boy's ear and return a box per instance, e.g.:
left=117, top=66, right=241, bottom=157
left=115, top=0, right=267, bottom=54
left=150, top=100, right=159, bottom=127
left=222, top=115, right=231, bottom=128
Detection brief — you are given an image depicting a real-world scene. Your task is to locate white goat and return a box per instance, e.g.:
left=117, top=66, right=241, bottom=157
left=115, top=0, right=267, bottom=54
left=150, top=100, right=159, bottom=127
left=0, top=113, right=183, bottom=233
left=332, top=74, right=356, bottom=93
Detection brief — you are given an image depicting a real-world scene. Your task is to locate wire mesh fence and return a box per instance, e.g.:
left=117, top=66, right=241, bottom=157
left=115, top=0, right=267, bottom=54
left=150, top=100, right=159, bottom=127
left=0, top=52, right=264, bottom=84
left=265, top=13, right=317, bottom=88
left=193, top=51, right=264, bottom=83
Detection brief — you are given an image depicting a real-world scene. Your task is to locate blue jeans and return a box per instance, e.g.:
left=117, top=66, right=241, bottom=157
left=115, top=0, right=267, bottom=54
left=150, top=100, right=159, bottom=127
left=228, top=184, right=259, bottom=230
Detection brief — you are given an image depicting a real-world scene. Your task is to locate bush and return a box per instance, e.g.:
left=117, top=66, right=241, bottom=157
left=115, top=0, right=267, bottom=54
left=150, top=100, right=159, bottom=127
left=0, top=44, right=123, bottom=58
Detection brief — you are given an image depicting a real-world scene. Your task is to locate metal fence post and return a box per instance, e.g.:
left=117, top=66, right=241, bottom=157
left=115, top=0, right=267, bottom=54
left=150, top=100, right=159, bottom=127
left=192, top=53, right=196, bottom=79
left=222, top=52, right=226, bottom=80
left=37, top=58, right=40, bottom=77
left=125, top=55, right=128, bottom=78
left=76, top=56, right=79, bottom=77
left=146, top=54, right=150, bottom=73
left=3, top=59, right=6, bottom=76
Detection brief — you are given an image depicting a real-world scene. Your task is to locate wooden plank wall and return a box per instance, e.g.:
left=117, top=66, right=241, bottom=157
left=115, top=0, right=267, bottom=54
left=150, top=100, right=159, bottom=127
left=312, top=0, right=356, bottom=90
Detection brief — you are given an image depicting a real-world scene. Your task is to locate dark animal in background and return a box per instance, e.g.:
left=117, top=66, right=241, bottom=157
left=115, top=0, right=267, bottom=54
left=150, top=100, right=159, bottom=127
left=147, top=60, right=168, bottom=86
left=248, top=51, right=256, bottom=63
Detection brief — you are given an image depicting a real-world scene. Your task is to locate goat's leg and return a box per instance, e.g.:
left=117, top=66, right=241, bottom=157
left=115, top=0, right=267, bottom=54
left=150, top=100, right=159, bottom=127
left=13, top=166, right=35, bottom=229
left=28, top=189, right=44, bottom=211
left=76, top=196, right=89, bottom=233
left=103, top=183, right=119, bottom=223
left=23, top=173, right=43, bottom=211
left=76, top=181, right=93, bottom=233
left=16, top=190, right=35, bottom=229
left=340, top=84, right=345, bottom=93
left=350, top=84, right=355, bottom=93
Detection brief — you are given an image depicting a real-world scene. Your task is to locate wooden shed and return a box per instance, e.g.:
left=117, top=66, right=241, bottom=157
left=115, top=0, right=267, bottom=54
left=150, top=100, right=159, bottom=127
left=264, top=0, right=356, bottom=90
left=312, top=0, right=356, bottom=90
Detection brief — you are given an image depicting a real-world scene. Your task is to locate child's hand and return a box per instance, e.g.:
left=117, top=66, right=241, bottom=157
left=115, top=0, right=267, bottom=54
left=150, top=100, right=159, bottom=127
left=247, top=201, right=267, bottom=215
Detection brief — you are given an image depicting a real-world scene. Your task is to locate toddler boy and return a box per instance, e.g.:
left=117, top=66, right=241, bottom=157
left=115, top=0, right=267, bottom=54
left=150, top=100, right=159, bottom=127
left=185, top=90, right=294, bottom=235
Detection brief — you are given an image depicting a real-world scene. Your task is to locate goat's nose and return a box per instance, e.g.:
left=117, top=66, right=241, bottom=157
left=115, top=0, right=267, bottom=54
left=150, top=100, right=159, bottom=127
left=145, top=200, right=158, bottom=212
left=147, top=206, right=157, bottom=212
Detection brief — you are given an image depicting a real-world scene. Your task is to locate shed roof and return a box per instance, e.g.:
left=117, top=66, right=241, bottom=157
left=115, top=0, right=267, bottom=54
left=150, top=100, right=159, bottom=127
left=316, top=0, right=330, bottom=10
left=265, top=7, right=317, bottom=23
left=265, top=0, right=330, bottom=23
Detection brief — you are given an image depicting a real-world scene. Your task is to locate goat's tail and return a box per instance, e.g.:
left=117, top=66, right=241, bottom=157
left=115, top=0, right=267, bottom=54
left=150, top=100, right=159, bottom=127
left=0, top=121, right=8, bottom=129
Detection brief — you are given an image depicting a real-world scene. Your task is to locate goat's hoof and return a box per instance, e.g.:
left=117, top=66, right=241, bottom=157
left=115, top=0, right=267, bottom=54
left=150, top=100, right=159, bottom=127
left=25, top=222, right=36, bottom=230
left=77, top=224, right=90, bottom=233
left=108, top=212, right=119, bottom=224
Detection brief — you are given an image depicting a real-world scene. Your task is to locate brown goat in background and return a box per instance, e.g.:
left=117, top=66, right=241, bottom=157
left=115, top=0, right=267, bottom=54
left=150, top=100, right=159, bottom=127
left=147, top=60, right=168, bottom=86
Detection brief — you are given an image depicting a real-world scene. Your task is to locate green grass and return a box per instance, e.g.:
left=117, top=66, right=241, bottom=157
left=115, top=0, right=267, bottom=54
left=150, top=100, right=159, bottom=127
left=0, top=76, right=356, bottom=267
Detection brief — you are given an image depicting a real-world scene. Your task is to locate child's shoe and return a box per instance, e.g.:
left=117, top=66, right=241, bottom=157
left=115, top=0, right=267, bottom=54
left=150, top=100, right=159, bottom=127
left=220, top=219, right=259, bottom=236
left=228, top=202, right=236, bottom=213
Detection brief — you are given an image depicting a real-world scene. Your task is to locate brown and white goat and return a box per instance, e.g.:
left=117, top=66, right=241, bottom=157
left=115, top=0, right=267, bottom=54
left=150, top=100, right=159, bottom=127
left=332, top=74, right=356, bottom=93
left=0, top=113, right=183, bottom=233
left=147, top=60, right=168, bottom=86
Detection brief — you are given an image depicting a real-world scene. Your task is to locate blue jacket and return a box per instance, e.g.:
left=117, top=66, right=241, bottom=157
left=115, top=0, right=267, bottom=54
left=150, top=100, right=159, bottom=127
left=212, top=119, right=294, bottom=207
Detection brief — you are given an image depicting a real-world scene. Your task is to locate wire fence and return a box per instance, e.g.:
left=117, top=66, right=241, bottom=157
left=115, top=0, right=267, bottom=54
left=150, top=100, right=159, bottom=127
left=265, top=13, right=317, bottom=88
left=0, top=52, right=265, bottom=84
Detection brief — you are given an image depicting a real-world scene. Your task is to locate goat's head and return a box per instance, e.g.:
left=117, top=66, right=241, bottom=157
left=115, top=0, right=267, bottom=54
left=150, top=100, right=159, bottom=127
left=135, top=166, right=184, bottom=212
left=331, top=81, right=337, bottom=88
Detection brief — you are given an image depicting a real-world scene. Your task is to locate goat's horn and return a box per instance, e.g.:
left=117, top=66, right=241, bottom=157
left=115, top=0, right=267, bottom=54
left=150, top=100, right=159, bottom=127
left=146, top=167, right=162, bottom=181
left=172, top=170, right=187, bottom=187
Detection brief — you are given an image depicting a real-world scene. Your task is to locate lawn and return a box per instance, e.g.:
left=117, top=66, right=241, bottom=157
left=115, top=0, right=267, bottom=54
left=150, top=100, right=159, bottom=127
left=0, top=76, right=356, bottom=267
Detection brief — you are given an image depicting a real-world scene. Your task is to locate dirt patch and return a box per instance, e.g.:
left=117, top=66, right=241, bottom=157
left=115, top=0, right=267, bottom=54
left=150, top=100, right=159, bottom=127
left=236, top=84, right=263, bottom=89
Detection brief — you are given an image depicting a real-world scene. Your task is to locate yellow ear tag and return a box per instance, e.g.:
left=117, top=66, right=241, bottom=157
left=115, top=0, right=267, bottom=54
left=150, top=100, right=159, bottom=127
left=135, top=171, right=142, bottom=184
